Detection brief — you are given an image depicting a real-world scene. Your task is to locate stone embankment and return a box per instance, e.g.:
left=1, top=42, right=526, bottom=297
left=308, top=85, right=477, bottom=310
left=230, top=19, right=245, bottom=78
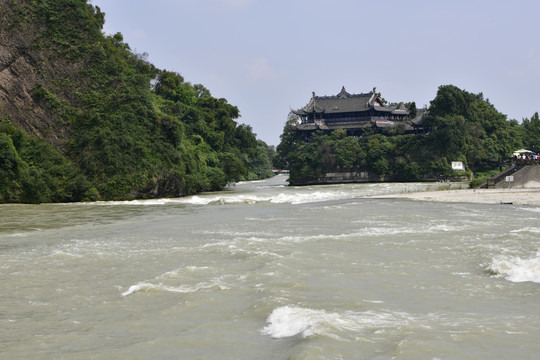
left=290, top=167, right=468, bottom=186
left=492, top=165, right=540, bottom=189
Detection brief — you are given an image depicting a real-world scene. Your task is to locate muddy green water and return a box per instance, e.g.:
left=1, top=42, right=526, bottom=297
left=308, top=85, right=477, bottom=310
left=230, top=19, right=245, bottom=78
left=1, top=175, right=540, bottom=359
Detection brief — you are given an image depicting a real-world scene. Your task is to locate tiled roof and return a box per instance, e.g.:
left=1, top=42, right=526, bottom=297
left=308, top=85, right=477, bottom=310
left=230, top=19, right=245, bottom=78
left=293, top=87, right=408, bottom=116
left=409, top=108, right=428, bottom=125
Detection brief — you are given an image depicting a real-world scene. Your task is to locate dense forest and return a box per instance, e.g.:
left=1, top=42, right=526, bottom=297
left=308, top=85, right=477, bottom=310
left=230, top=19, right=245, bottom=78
left=0, top=0, right=274, bottom=203
left=275, top=85, right=539, bottom=187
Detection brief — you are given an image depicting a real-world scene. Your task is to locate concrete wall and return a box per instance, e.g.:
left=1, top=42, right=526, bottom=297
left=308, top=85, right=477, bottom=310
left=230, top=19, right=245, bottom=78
left=289, top=170, right=467, bottom=186
left=290, top=170, right=383, bottom=186
left=495, top=166, right=540, bottom=188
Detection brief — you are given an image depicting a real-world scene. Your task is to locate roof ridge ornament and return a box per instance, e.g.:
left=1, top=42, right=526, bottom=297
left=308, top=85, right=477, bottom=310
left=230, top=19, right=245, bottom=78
left=338, top=86, right=350, bottom=98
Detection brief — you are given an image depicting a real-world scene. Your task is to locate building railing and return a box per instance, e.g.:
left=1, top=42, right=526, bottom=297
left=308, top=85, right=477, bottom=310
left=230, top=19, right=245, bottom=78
left=512, top=159, right=540, bottom=166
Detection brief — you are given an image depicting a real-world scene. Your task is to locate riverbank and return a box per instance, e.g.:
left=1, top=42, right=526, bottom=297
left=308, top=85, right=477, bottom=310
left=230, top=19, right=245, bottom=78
left=371, top=188, right=540, bottom=205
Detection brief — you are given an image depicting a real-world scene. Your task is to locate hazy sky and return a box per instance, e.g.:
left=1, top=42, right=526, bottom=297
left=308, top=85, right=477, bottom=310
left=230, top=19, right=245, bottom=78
left=91, top=0, right=540, bottom=145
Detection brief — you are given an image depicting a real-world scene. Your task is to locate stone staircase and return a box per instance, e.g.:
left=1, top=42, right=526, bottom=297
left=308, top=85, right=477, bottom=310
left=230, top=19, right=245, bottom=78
left=482, top=165, right=525, bottom=188
left=482, top=163, right=540, bottom=188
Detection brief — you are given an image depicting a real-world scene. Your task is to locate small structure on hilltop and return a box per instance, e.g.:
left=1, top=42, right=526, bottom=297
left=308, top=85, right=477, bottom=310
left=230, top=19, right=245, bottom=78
left=292, top=87, right=426, bottom=136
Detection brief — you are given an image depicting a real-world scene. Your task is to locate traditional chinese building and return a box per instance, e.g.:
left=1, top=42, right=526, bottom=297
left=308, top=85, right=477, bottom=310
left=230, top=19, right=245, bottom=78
left=292, top=87, right=426, bottom=136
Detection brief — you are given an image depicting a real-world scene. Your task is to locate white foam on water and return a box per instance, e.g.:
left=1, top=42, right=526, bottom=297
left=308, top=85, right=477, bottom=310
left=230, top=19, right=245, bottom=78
left=74, top=180, right=450, bottom=207
left=202, top=239, right=284, bottom=260
left=199, top=229, right=270, bottom=238
left=238, top=223, right=461, bottom=246
left=261, top=306, right=346, bottom=338
left=72, top=179, right=455, bottom=207
left=488, top=252, right=540, bottom=283
left=234, top=179, right=266, bottom=185
left=159, top=266, right=210, bottom=279
left=517, top=206, right=540, bottom=214
left=271, top=191, right=352, bottom=205
left=87, top=198, right=184, bottom=206
left=358, top=227, right=420, bottom=236
left=350, top=223, right=461, bottom=238
left=275, top=229, right=406, bottom=244
left=184, top=190, right=354, bottom=206
left=78, top=186, right=398, bottom=207
left=121, top=264, right=244, bottom=297
left=121, top=277, right=229, bottom=297
left=274, top=234, right=331, bottom=243
left=509, top=227, right=540, bottom=235
left=261, top=306, right=414, bottom=339
left=46, top=250, right=84, bottom=259
left=427, top=224, right=456, bottom=232
left=6, top=232, right=31, bottom=238
left=185, top=265, right=209, bottom=272
left=2, top=228, right=43, bottom=238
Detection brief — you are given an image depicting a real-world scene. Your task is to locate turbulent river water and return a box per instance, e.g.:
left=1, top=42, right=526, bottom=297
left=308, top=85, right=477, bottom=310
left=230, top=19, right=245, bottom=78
left=2, top=175, right=540, bottom=359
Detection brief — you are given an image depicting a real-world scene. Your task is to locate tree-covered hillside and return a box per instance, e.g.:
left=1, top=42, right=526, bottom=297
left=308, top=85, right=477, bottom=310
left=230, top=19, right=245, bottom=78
left=275, top=85, right=534, bottom=186
left=520, top=112, right=540, bottom=153
left=0, top=0, right=274, bottom=203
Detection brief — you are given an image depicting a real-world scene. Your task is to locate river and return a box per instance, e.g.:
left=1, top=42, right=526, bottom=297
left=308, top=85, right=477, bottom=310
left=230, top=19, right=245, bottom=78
left=1, top=175, right=540, bottom=359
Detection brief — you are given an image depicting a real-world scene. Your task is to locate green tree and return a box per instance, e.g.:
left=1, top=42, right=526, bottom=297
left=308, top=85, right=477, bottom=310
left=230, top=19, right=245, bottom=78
left=0, top=133, right=24, bottom=199
left=425, top=85, right=517, bottom=171
left=522, top=112, right=540, bottom=152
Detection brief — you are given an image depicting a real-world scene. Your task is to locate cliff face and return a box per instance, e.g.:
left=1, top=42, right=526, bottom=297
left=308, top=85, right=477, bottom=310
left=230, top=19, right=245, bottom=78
left=0, top=0, right=74, bottom=150
left=0, top=0, right=274, bottom=203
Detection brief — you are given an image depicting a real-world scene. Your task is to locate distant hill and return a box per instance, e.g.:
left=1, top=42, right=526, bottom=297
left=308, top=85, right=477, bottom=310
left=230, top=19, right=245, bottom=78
left=0, top=0, right=274, bottom=203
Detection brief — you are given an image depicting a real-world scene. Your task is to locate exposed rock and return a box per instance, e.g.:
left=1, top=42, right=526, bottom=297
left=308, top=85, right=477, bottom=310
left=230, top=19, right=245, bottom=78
left=0, top=1, right=75, bottom=150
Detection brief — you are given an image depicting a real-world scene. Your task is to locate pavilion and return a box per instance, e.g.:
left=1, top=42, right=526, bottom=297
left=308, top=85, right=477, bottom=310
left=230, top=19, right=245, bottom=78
left=292, top=87, right=426, bottom=136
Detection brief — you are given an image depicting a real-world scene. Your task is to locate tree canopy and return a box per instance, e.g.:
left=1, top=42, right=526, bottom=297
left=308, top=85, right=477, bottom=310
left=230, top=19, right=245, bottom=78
left=521, top=112, right=540, bottom=152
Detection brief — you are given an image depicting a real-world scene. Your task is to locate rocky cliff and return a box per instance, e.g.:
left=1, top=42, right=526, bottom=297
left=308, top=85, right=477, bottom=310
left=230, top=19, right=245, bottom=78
left=0, top=0, right=95, bottom=150
left=0, top=0, right=274, bottom=203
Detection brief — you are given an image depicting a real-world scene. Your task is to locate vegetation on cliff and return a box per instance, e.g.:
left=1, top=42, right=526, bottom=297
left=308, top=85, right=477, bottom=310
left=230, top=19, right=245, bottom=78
left=275, top=85, right=533, bottom=185
left=0, top=0, right=274, bottom=203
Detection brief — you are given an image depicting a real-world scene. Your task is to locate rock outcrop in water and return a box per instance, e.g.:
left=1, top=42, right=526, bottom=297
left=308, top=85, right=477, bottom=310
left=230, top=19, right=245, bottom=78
left=0, top=0, right=274, bottom=203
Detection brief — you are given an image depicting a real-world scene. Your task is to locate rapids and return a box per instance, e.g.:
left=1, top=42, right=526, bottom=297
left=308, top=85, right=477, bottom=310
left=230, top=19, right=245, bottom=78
left=1, top=175, right=540, bottom=359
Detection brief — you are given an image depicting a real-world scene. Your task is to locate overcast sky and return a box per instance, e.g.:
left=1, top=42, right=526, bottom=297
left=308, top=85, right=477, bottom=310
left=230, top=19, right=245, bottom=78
left=90, top=0, right=540, bottom=145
